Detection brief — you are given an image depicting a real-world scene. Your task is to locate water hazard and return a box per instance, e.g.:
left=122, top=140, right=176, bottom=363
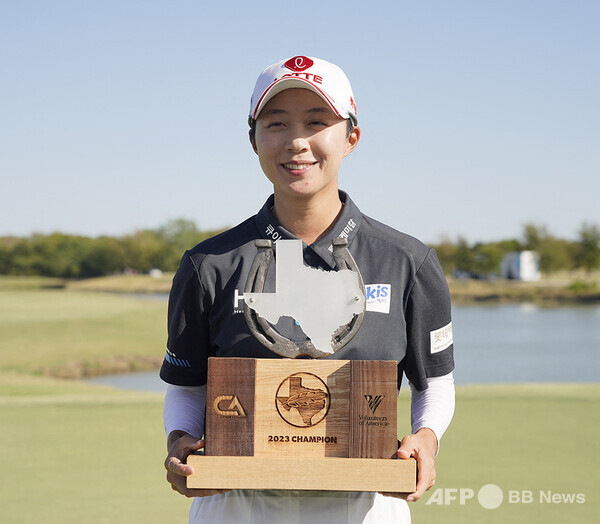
left=87, top=303, right=600, bottom=391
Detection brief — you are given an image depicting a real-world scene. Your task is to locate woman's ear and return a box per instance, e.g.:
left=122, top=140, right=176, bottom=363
left=344, top=126, right=360, bottom=158
left=249, top=129, right=258, bottom=154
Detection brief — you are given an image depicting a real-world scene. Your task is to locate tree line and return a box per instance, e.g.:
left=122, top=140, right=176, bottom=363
left=0, top=219, right=224, bottom=278
left=432, top=223, right=600, bottom=277
left=1, top=220, right=598, bottom=279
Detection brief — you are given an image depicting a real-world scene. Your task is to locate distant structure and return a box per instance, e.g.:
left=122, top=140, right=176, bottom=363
left=500, top=251, right=541, bottom=282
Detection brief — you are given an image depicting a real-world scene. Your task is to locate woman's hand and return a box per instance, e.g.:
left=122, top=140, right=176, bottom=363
left=165, top=430, right=231, bottom=498
left=381, top=427, right=438, bottom=502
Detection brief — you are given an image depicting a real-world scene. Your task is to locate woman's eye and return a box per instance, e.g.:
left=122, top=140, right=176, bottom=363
left=309, top=120, right=327, bottom=126
left=266, top=121, right=284, bottom=128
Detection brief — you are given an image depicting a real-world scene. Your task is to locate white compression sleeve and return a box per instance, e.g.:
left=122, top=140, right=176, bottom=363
left=410, top=372, right=455, bottom=445
left=163, top=384, right=207, bottom=439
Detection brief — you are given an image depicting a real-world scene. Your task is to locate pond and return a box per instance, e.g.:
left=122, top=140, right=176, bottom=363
left=86, top=303, right=600, bottom=391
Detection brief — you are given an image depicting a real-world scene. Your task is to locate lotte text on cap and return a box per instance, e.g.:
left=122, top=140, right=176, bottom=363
left=249, top=56, right=358, bottom=126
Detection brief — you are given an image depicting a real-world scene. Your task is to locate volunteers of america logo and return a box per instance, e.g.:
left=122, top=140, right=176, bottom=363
left=275, top=373, right=330, bottom=428
left=364, top=394, right=385, bottom=414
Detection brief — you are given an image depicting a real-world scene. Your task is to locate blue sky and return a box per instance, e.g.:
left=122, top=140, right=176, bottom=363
left=1, top=0, right=598, bottom=244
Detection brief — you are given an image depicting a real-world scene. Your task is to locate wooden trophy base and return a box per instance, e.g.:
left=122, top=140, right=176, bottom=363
left=187, top=456, right=416, bottom=492
left=187, top=358, right=416, bottom=493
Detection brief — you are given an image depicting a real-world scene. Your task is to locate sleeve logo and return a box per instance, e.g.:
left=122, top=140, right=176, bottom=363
left=430, top=322, right=453, bottom=354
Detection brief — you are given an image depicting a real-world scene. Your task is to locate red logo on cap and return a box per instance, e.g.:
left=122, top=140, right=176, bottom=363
left=350, top=97, right=357, bottom=115
left=285, top=56, right=314, bottom=72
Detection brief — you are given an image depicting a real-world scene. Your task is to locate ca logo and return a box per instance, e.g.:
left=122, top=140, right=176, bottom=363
left=213, top=395, right=246, bottom=417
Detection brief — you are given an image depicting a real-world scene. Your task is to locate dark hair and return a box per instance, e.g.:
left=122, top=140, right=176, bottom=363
left=346, top=118, right=355, bottom=137
left=249, top=118, right=355, bottom=143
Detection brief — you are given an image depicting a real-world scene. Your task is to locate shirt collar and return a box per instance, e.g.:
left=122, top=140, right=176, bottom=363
left=254, top=194, right=297, bottom=242
left=254, top=191, right=362, bottom=269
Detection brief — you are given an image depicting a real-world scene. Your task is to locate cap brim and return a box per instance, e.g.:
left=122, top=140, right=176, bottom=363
left=251, top=77, right=348, bottom=122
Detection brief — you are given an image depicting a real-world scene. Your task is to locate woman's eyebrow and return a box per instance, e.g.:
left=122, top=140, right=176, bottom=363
left=260, top=108, right=287, bottom=117
left=260, top=106, right=331, bottom=117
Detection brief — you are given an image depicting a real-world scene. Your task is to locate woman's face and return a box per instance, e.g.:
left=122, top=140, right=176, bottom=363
left=252, top=88, right=359, bottom=203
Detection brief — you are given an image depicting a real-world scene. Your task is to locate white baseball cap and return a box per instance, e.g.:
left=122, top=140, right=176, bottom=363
left=249, top=55, right=358, bottom=126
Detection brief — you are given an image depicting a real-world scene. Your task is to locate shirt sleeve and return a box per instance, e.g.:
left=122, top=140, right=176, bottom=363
left=402, top=248, right=455, bottom=391
left=159, top=251, right=213, bottom=386
left=410, top=372, right=455, bottom=448
left=163, top=384, right=207, bottom=438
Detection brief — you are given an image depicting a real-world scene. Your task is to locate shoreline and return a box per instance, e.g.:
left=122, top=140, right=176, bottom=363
left=447, top=279, right=600, bottom=304
left=3, top=273, right=599, bottom=304
left=36, top=355, right=164, bottom=380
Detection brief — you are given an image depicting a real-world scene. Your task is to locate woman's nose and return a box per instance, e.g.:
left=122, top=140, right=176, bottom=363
left=286, top=135, right=309, bottom=153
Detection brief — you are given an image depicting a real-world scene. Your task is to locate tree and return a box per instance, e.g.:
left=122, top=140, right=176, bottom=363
left=537, top=238, right=576, bottom=272
left=522, top=223, right=548, bottom=251
left=430, top=238, right=456, bottom=275
left=80, top=236, right=127, bottom=277
left=575, top=223, right=600, bottom=273
left=522, top=223, right=576, bottom=273
left=0, top=237, right=20, bottom=274
left=472, top=243, right=505, bottom=276
left=26, top=233, right=92, bottom=278
left=157, top=219, right=204, bottom=270
left=454, top=237, right=476, bottom=275
left=122, top=230, right=167, bottom=273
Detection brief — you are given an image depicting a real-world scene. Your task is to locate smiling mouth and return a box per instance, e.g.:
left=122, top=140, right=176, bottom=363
left=283, top=163, right=315, bottom=170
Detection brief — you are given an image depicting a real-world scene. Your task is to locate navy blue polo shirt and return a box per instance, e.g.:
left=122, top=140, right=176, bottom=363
left=160, top=192, right=454, bottom=391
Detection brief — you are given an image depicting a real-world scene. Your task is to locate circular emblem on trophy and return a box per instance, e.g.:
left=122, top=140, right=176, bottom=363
left=275, top=372, right=330, bottom=427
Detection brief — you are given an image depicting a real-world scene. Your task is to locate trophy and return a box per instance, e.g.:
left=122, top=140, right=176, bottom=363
left=187, top=239, right=416, bottom=492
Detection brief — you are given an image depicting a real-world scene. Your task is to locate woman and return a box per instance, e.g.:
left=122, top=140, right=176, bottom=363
left=161, top=55, right=455, bottom=523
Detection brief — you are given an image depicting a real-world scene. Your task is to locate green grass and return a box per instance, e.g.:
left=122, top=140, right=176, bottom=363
left=1, top=379, right=597, bottom=523
left=0, top=289, right=166, bottom=376
left=0, top=275, right=66, bottom=290
left=0, top=378, right=190, bottom=523
left=398, top=384, right=599, bottom=523
left=66, top=273, right=174, bottom=294
left=1, top=286, right=598, bottom=522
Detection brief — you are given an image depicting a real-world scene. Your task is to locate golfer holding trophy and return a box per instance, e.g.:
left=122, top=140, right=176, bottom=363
left=160, top=55, right=455, bottom=523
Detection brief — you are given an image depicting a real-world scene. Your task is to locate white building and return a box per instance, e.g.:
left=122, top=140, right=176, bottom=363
left=500, top=251, right=541, bottom=282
